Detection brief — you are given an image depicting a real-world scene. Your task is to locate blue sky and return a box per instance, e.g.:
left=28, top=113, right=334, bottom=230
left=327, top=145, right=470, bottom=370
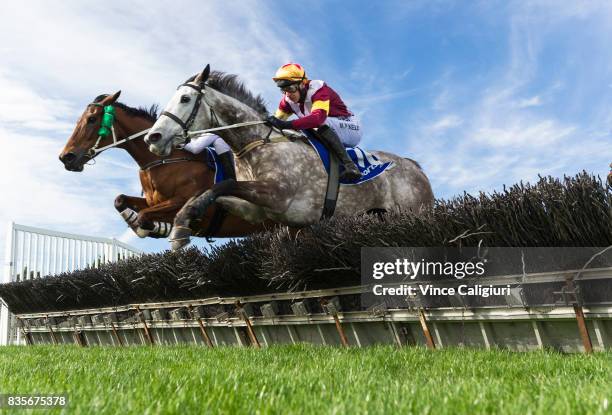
left=0, top=0, right=610, bottom=263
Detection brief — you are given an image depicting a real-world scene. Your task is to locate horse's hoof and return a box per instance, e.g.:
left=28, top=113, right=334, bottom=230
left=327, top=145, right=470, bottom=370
left=171, top=238, right=190, bottom=251
left=135, top=227, right=150, bottom=238
left=169, top=226, right=192, bottom=250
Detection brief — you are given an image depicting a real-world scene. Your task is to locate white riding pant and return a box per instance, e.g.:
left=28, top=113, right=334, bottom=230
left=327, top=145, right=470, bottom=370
left=323, top=115, right=362, bottom=147
left=183, top=133, right=231, bottom=154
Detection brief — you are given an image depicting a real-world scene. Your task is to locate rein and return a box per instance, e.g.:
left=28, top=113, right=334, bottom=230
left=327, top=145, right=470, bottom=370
left=139, top=157, right=198, bottom=171
left=186, top=120, right=267, bottom=137
left=87, top=95, right=275, bottom=168
left=86, top=102, right=195, bottom=171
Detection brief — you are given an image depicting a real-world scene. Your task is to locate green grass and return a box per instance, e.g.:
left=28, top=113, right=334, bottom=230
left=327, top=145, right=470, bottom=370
left=0, top=345, right=610, bottom=415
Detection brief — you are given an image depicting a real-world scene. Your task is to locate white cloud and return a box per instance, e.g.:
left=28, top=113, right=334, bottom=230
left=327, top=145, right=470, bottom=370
left=432, top=88, right=452, bottom=112
left=0, top=72, right=76, bottom=132
left=348, top=88, right=420, bottom=107
left=473, top=119, right=575, bottom=148
left=425, top=115, right=463, bottom=135
left=516, top=96, right=542, bottom=108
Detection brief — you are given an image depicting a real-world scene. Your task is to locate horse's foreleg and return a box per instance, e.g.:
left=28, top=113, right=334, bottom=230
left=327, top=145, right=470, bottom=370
left=114, top=194, right=175, bottom=239
left=134, top=198, right=187, bottom=238
left=114, top=194, right=149, bottom=230
left=170, top=179, right=286, bottom=250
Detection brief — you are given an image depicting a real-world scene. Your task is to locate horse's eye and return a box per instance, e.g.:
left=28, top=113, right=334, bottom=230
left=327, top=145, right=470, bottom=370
left=180, top=95, right=191, bottom=103
left=87, top=116, right=96, bottom=124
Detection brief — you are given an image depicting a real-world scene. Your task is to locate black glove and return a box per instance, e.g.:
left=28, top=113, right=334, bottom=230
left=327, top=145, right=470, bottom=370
left=266, top=115, right=293, bottom=130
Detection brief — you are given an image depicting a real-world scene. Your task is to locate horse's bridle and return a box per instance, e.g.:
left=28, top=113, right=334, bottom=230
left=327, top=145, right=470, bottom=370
left=159, top=82, right=221, bottom=144
left=84, top=102, right=150, bottom=159
left=158, top=81, right=284, bottom=159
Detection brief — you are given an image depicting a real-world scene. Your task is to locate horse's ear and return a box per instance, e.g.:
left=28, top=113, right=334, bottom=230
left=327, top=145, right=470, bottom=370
left=102, top=90, right=121, bottom=105
left=198, top=64, right=210, bottom=86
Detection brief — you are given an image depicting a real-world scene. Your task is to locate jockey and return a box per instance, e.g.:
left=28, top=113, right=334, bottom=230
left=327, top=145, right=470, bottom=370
left=266, top=63, right=362, bottom=181
left=183, top=133, right=235, bottom=180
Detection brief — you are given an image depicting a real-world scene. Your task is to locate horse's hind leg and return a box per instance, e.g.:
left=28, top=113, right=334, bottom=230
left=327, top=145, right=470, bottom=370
left=170, top=179, right=288, bottom=249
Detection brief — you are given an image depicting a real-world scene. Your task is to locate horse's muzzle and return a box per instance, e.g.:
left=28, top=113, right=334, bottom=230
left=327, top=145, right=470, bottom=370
left=59, top=152, right=85, bottom=172
left=145, top=132, right=162, bottom=144
left=144, top=132, right=172, bottom=156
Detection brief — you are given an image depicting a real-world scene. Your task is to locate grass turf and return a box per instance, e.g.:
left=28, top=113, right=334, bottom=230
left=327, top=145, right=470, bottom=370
left=0, top=345, right=610, bottom=414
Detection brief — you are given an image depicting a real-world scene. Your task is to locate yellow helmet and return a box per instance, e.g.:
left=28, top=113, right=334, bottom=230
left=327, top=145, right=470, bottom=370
left=273, top=63, right=307, bottom=87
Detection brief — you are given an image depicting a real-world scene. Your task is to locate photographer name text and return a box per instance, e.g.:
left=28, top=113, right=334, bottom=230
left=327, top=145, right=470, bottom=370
left=370, top=259, right=510, bottom=297
left=372, top=284, right=511, bottom=297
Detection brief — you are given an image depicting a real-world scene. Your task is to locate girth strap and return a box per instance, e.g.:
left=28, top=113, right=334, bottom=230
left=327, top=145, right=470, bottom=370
left=234, top=140, right=266, bottom=159
left=234, top=135, right=293, bottom=159
left=321, top=151, right=341, bottom=219
left=301, top=128, right=341, bottom=219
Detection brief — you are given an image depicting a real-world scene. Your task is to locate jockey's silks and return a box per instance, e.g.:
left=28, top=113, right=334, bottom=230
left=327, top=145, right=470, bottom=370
left=275, top=80, right=352, bottom=130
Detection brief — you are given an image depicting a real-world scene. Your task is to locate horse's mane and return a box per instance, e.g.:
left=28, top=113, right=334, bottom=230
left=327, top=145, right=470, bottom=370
left=185, top=71, right=268, bottom=116
left=93, top=95, right=159, bottom=122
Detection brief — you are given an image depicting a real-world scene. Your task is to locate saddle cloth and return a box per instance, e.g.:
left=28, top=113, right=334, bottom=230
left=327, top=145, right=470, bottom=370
left=304, top=132, right=394, bottom=185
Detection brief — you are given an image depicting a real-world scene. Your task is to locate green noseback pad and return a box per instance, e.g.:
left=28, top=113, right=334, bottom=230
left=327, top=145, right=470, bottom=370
left=97, top=105, right=116, bottom=137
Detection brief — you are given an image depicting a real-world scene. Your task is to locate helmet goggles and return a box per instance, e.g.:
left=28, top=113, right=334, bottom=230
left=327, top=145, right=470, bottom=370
left=275, top=79, right=301, bottom=93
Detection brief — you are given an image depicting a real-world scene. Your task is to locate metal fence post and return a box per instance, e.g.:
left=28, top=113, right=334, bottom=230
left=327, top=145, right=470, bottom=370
left=1, top=222, right=15, bottom=345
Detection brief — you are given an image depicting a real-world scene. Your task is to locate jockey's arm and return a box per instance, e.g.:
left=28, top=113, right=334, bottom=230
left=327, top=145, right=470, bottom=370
left=289, top=86, right=333, bottom=130
left=183, top=133, right=219, bottom=154
left=291, top=100, right=329, bottom=130
left=271, top=92, right=331, bottom=129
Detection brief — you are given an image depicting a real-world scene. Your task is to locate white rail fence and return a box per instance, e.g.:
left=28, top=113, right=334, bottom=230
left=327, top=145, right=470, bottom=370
left=1, top=222, right=142, bottom=345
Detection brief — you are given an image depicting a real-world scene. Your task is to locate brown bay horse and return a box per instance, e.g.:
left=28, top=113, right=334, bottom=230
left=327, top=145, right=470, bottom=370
left=59, top=91, right=271, bottom=239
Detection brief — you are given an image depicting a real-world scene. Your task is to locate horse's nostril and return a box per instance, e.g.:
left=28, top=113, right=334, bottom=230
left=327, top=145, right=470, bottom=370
left=60, top=152, right=77, bottom=164
left=147, top=133, right=161, bottom=144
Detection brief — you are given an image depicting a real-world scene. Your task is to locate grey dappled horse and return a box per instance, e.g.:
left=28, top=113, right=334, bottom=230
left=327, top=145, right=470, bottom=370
left=145, top=65, right=434, bottom=250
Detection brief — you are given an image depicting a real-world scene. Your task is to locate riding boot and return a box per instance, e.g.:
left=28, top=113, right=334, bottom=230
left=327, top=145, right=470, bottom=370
left=217, top=151, right=236, bottom=181
left=316, top=125, right=362, bottom=181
